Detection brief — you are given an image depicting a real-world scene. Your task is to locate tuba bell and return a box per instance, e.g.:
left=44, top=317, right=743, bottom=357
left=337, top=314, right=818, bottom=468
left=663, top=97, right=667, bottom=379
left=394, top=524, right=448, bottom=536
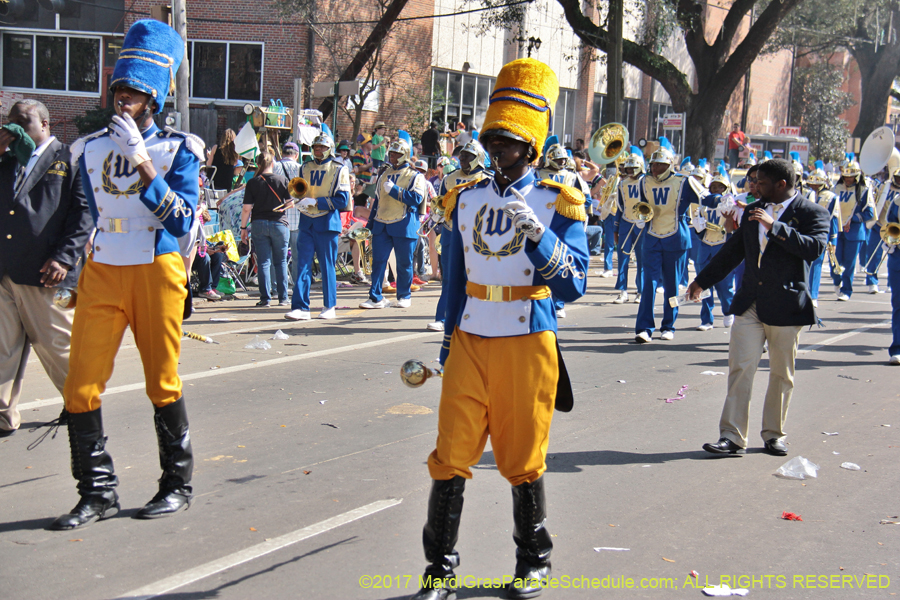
left=400, top=359, right=443, bottom=388
left=288, top=177, right=309, bottom=199
left=588, top=123, right=629, bottom=165
left=346, top=227, right=372, bottom=242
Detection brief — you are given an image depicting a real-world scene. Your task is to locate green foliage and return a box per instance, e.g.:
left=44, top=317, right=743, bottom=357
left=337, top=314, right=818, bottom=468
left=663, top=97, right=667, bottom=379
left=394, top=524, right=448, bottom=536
left=397, top=87, right=445, bottom=144
left=766, top=0, right=894, bottom=55
left=73, top=104, right=115, bottom=135
left=790, top=62, right=855, bottom=163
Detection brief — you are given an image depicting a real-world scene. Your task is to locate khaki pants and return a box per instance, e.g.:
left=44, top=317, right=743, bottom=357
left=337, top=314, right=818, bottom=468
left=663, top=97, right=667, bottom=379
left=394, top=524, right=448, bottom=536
left=0, top=276, right=73, bottom=431
left=719, top=303, right=803, bottom=448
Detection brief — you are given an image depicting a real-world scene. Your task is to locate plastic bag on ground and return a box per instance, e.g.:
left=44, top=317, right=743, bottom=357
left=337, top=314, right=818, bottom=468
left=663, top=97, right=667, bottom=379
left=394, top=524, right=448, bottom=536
left=271, top=330, right=290, bottom=340
left=774, top=456, right=819, bottom=480
left=244, top=335, right=271, bottom=350
left=840, top=462, right=861, bottom=471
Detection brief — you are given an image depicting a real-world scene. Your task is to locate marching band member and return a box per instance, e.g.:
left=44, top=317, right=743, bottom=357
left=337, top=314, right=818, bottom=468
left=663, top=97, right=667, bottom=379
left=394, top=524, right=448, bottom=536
left=863, top=166, right=892, bottom=294
left=427, top=140, right=491, bottom=331
left=831, top=153, right=875, bottom=301
left=411, top=58, right=588, bottom=600
left=612, top=146, right=646, bottom=304
left=50, top=20, right=200, bottom=530
left=359, top=134, right=425, bottom=309
left=536, top=136, right=593, bottom=315
left=877, top=168, right=900, bottom=364
left=691, top=165, right=736, bottom=330
left=285, top=132, right=350, bottom=321
left=686, top=158, right=711, bottom=287
left=634, top=137, right=708, bottom=343
left=807, top=161, right=840, bottom=306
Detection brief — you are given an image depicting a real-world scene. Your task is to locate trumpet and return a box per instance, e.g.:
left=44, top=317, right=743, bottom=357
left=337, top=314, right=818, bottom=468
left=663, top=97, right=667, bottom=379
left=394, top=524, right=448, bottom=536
left=620, top=201, right=654, bottom=257
left=288, top=177, right=309, bottom=199
left=704, top=221, right=726, bottom=234
left=827, top=243, right=844, bottom=276
left=400, top=359, right=443, bottom=388
left=53, top=287, right=77, bottom=309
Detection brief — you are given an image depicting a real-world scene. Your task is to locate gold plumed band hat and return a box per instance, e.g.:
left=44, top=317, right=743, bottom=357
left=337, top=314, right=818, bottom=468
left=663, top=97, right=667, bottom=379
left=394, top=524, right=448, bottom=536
left=479, top=58, right=560, bottom=162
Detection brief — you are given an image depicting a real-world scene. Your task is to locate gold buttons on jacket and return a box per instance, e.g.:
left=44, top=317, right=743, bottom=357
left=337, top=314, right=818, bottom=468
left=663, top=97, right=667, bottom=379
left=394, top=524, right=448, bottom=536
left=88, top=169, right=94, bottom=173
left=6, top=234, right=11, bottom=239
left=94, top=187, right=99, bottom=192
left=466, top=268, right=470, bottom=274
left=460, top=224, right=466, bottom=231
left=98, top=207, right=103, bottom=212
left=464, top=246, right=469, bottom=253
left=463, top=314, right=470, bottom=320
left=95, top=246, right=101, bottom=251
left=524, top=269, right=531, bottom=276
left=147, top=227, right=154, bottom=232
left=460, top=203, right=466, bottom=209
left=546, top=202, right=553, bottom=209
left=8, top=210, right=13, bottom=215
left=518, top=316, right=526, bottom=323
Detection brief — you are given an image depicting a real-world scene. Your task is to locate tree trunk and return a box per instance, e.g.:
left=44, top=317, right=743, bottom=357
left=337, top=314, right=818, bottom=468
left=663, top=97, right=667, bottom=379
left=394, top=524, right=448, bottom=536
left=851, top=37, right=900, bottom=139
left=684, top=93, right=729, bottom=160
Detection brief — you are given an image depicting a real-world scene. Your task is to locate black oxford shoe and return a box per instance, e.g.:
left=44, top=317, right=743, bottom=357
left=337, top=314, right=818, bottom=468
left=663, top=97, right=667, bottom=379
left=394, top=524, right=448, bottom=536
left=764, top=439, right=788, bottom=456
left=48, top=492, right=120, bottom=530
left=702, top=438, right=745, bottom=455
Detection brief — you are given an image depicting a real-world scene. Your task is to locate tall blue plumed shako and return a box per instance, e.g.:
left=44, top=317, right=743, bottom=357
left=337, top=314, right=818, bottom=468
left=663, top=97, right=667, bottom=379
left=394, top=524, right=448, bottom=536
left=111, top=19, right=185, bottom=114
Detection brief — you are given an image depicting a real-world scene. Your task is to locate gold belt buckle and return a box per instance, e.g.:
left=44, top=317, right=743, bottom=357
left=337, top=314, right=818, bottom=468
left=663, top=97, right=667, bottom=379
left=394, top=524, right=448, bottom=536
left=485, top=284, right=507, bottom=302
left=108, top=218, right=128, bottom=233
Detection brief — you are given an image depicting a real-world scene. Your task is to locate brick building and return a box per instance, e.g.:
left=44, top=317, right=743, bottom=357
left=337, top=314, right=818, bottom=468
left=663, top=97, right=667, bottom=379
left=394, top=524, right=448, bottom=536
left=0, top=0, right=806, bottom=160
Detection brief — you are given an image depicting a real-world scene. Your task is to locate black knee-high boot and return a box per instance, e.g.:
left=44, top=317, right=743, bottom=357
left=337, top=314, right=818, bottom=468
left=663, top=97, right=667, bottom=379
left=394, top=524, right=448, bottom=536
left=506, top=477, right=552, bottom=599
left=134, top=397, right=193, bottom=519
left=410, top=476, right=466, bottom=600
left=48, top=408, right=120, bottom=531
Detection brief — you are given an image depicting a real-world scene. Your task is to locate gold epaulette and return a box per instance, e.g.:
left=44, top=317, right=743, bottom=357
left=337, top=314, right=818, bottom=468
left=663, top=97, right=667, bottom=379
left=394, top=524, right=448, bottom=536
left=538, top=179, right=587, bottom=222
left=443, top=177, right=484, bottom=219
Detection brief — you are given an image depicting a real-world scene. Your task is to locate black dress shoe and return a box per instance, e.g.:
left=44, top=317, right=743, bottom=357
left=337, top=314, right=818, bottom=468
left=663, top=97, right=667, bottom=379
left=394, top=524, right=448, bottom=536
left=48, top=492, right=120, bottom=530
left=134, top=489, right=191, bottom=519
left=702, top=438, right=745, bottom=455
left=764, top=439, right=788, bottom=456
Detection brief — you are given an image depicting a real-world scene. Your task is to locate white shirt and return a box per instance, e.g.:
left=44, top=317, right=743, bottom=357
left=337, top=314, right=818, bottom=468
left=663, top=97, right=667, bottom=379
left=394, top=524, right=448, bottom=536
left=759, top=192, right=798, bottom=248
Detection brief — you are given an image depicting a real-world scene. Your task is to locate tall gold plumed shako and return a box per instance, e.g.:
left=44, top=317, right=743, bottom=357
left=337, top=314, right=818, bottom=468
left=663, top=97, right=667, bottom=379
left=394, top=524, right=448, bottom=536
left=479, top=58, right=560, bottom=162
left=110, top=19, right=185, bottom=114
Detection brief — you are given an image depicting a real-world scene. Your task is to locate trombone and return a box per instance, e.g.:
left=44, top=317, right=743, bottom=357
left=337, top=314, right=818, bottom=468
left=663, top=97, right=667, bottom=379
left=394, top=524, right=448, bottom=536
left=864, top=222, right=900, bottom=276
left=827, top=243, right=844, bottom=276
left=621, top=201, right=653, bottom=256
left=400, top=359, right=443, bottom=388
left=418, top=198, right=446, bottom=238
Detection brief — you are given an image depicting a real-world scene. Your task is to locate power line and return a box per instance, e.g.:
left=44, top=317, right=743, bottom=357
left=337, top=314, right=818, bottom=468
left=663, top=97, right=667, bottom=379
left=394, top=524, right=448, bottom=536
left=56, top=0, right=534, bottom=28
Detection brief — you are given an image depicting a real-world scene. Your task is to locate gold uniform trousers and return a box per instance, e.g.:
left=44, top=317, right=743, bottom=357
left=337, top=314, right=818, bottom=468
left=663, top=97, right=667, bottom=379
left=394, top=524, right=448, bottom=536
left=64, top=252, right=187, bottom=413
left=428, top=328, right=558, bottom=487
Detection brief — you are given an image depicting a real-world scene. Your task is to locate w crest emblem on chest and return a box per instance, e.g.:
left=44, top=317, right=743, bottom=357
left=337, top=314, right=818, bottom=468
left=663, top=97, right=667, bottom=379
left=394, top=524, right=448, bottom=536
left=102, top=151, right=143, bottom=198
left=472, top=204, right=524, bottom=260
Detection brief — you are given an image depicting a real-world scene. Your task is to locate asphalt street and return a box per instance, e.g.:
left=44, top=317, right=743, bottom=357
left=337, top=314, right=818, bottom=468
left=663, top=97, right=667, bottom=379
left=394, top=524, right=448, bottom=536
left=1, top=258, right=898, bottom=600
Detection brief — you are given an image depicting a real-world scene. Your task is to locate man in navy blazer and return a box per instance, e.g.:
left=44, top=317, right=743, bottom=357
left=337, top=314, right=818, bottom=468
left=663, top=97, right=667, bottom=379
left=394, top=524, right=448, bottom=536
left=0, top=99, right=92, bottom=436
left=687, top=159, right=829, bottom=457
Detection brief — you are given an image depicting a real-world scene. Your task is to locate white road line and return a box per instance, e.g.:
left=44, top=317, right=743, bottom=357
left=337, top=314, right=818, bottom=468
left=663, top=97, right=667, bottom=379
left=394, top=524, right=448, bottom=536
left=798, top=319, right=891, bottom=354
left=116, top=498, right=402, bottom=600
left=18, top=332, right=436, bottom=411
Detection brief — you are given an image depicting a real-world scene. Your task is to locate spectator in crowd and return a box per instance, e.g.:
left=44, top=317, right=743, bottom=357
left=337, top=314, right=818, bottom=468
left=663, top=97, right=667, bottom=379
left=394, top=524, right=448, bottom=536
left=574, top=138, right=585, bottom=152
left=455, top=123, right=472, bottom=147
left=421, top=121, right=441, bottom=168
left=207, top=128, right=243, bottom=192
left=353, top=134, right=377, bottom=202
left=273, top=143, right=302, bottom=283
left=371, top=121, right=390, bottom=169
left=335, top=140, right=353, bottom=167
left=240, top=150, right=291, bottom=307
left=727, top=123, right=750, bottom=172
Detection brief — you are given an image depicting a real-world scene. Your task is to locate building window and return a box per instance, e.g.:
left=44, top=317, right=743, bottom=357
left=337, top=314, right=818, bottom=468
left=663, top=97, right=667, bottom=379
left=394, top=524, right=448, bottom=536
left=431, top=69, right=495, bottom=134
left=552, top=88, right=578, bottom=147
left=1, top=32, right=101, bottom=94
left=187, top=41, right=263, bottom=103
left=591, top=96, right=638, bottom=139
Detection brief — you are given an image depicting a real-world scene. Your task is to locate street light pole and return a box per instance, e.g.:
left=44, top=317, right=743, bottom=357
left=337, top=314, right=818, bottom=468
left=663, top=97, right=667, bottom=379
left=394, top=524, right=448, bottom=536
left=606, top=0, right=623, bottom=125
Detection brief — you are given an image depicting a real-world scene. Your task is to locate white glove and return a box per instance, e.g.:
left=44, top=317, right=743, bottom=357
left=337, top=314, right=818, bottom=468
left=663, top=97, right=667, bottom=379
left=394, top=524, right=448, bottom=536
left=382, top=179, right=396, bottom=195
left=717, top=193, right=736, bottom=217
left=635, top=220, right=645, bottom=229
left=108, top=114, right=150, bottom=167
left=691, top=216, right=707, bottom=233
left=298, top=197, right=316, bottom=210
left=502, top=191, right=545, bottom=243
left=882, top=242, right=896, bottom=255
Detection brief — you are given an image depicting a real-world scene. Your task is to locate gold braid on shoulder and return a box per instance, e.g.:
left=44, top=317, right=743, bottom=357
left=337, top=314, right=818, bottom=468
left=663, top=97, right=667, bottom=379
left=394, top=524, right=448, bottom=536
left=539, top=179, right=587, bottom=222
